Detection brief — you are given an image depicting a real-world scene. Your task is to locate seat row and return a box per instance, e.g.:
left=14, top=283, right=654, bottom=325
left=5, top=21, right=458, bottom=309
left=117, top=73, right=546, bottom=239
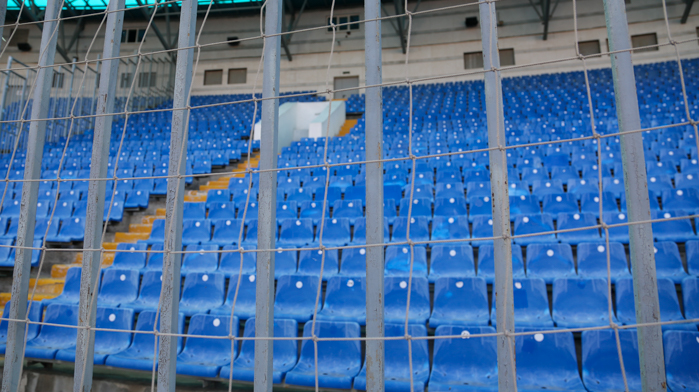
left=2, top=302, right=696, bottom=392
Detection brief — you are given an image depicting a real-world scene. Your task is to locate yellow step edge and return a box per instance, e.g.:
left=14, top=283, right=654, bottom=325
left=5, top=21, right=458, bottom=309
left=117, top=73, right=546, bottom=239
left=73, top=252, right=115, bottom=266
left=129, top=223, right=153, bottom=233
left=28, top=278, right=65, bottom=294
left=0, top=293, right=60, bottom=308
left=102, top=242, right=118, bottom=250
left=184, top=194, right=207, bottom=202
left=141, top=215, right=164, bottom=224
left=156, top=208, right=166, bottom=216
left=115, top=232, right=150, bottom=242
left=51, top=263, right=82, bottom=278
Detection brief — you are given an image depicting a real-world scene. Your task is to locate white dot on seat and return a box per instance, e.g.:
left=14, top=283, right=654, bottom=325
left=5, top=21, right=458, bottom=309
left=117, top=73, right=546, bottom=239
left=410, top=217, right=416, bottom=223
left=515, top=282, right=522, bottom=289
left=195, top=221, right=201, bottom=227
left=614, top=179, right=619, bottom=184
left=402, top=247, right=409, bottom=254
left=446, top=184, right=452, bottom=189
left=520, top=195, right=526, bottom=200
left=348, top=202, right=354, bottom=207
left=109, top=314, right=116, bottom=322
left=249, top=275, right=256, bottom=282
left=129, top=246, right=135, bottom=251
left=654, top=247, right=658, bottom=254
left=296, top=220, right=301, bottom=226
left=449, top=198, right=455, bottom=203
left=597, top=245, right=605, bottom=253
left=619, top=213, right=625, bottom=220
left=455, top=281, right=464, bottom=288
left=484, top=197, right=490, bottom=202
left=448, top=217, right=454, bottom=224
left=360, top=248, right=366, bottom=255
left=664, top=213, right=671, bottom=219
left=296, top=281, right=303, bottom=289
left=594, top=197, right=600, bottom=203
left=488, top=219, right=493, bottom=225
left=545, top=182, right=551, bottom=187
left=556, top=196, right=562, bottom=202
left=399, top=281, right=407, bottom=289
left=534, top=333, right=544, bottom=342
left=574, top=214, right=580, bottom=220
left=460, top=330, right=470, bottom=339
left=449, top=250, right=456, bottom=257
left=413, top=199, right=418, bottom=204
left=547, top=249, right=554, bottom=257
left=580, top=180, right=586, bottom=185
left=650, top=177, right=656, bottom=183
left=213, top=318, right=221, bottom=327
left=347, top=279, right=355, bottom=288
left=688, top=175, right=694, bottom=180
left=282, top=205, right=287, bottom=210
left=311, top=202, right=316, bottom=208
left=120, top=274, right=126, bottom=281
left=523, top=217, right=529, bottom=223
left=202, top=275, right=209, bottom=282
left=677, top=190, right=684, bottom=196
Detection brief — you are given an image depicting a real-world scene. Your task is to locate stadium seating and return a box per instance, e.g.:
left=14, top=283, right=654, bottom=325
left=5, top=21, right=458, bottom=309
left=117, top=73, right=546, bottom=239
left=526, top=243, right=576, bottom=283
left=0, top=301, right=42, bottom=354
left=664, top=331, right=699, bottom=392
left=285, top=321, right=362, bottom=389
left=97, top=268, right=140, bottom=307
left=429, top=326, right=498, bottom=391
left=491, top=278, right=554, bottom=328
left=120, top=271, right=163, bottom=313
left=24, top=303, right=79, bottom=359
left=176, top=314, right=238, bottom=378
left=274, top=275, right=320, bottom=322
left=616, top=278, right=693, bottom=330
left=576, top=242, right=631, bottom=282
left=178, top=272, right=226, bottom=316
left=219, top=318, right=298, bottom=383
left=428, top=244, right=475, bottom=282
left=515, top=329, right=586, bottom=391
left=552, top=278, right=615, bottom=328
left=477, top=244, right=525, bottom=283
left=384, top=277, right=430, bottom=324
left=210, top=274, right=257, bottom=319
left=582, top=330, right=641, bottom=392
left=429, top=277, right=489, bottom=328
left=316, top=276, right=367, bottom=324
left=354, top=324, right=430, bottom=391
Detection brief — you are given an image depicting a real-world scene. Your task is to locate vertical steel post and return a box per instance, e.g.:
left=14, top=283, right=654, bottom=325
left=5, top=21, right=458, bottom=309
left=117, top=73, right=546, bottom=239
left=254, top=0, right=281, bottom=390
left=157, top=0, right=197, bottom=390
left=603, top=0, right=666, bottom=391
left=72, top=1, right=125, bottom=390
left=66, top=61, right=76, bottom=139
left=364, top=0, right=385, bottom=391
left=91, top=55, right=101, bottom=130
left=479, top=2, right=516, bottom=390
left=0, top=57, right=13, bottom=124
left=1, top=0, right=60, bottom=390
left=148, top=54, right=154, bottom=108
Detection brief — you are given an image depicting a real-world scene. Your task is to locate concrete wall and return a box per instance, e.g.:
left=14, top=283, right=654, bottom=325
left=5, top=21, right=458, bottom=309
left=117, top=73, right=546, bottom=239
left=3, top=0, right=698, bottom=97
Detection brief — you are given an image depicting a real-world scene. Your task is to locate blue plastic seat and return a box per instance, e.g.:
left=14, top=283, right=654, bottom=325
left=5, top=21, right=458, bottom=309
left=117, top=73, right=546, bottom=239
left=477, top=243, right=525, bottom=284
left=24, top=303, right=78, bottom=360
left=124, top=189, right=150, bottom=209
left=652, top=241, right=689, bottom=283
left=428, top=244, right=475, bottom=282
left=384, top=277, right=430, bottom=324
left=43, top=267, right=82, bottom=305
left=577, top=242, right=630, bottom=282
left=208, top=202, right=236, bottom=220
left=687, top=240, right=699, bottom=276
left=206, top=189, right=230, bottom=208
left=646, top=175, right=674, bottom=193
left=542, top=193, right=579, bottom=215
left=354, top=324, right=430, bottom=392
left=145, top=219, right=165, bottom=244
left=466, top=181, right=491, bottom=198
left=338, top=247, right=367, bottom=276
left=682, top=277, right=699, bottom=328
left=0, top=300, right=42, bottom=354
left=120, top=271, right=163, bottom=313
left=211, top=219, right=244, bottom=246
left=176, top=314, right=238, bottom=377
left=276, top=200, right=298, bottom=223
left=435, top=196, right=469, bottom=217
left=664, top=330, right=699, bottom=392
left=508, top=180, right=530, bottom=197
left=111, top=242, right=148, bottom=269
left=429, top=277, right=489, bottom=328
left=526, top=243, right=576, bottom=283
left=318, top=218, right=351, bottom=246
left=531, top=180, right=565, bottom=200
left=274, top=274, right=320, bottom=322
left=55, top=307, right=134, bottom=364
left=183, top=202, right=206, bottom=220
left=299, top=201, right=329, bottom=225
left=428, top=326, right=498, bottom=392
left=651, top=210, right=697, bottom=243
left=603, top=212, right=630, bottom=243
left=582, top=329, right=641, bottom=392
left=297, top=248, right=339, bottom=279
left=332, top=199, right=363, bottom=224
left=316, top=276, right=366, bottom=325
left=616, top=277, right=693, bottom=330
left=181, top=219, right=211, bottom=245
left=219, top=318, right=298, bottom=383
left=53, top=200, right=74, bottom=218
left=181, top=244, right=220, bottom=273
left=509, top=195, right=540, bottom=217
left=567, top=178, right=599, bottom=199
left=435, top=182, right=464, bottom=199
left=352, top=217, right=389, bottom=244
left=278, top=218, right=314, bottom=246
left=178, top=272, right=226, bottom=316
left=515, top=328, right=586, bottom=391
left=513, top=214, right=556, bottom=245
left=285, top=321, right=361, bottom=389
left=385, top=245, right=427, bottom=278
left=552, top=278, right=615, bottom=328
left=50, top=216, right=85, bottom=242
left=557, top=212, right=601, bottom=244
left=602, top=177, right=626, bottom=198
left=210, top=274, right=257, bottom=319
left=97, top=268, right=140, bottom=307
left=391, top=216, right=430, bottom=243
left=399, top=197, right=432, bottom=219
left=491, top=278, right=553, bottom=328
left=218, top=245, right=256, bottom=277
left=286, top=187, right=313, bottom=203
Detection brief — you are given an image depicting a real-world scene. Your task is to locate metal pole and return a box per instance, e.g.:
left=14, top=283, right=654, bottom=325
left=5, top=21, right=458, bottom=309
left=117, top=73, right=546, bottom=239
left=255, top=0, right=281, bottom=390
left=603, top=0, right=666, bottom=390
left=91, top=55, right=101, bottom=129
left=1, top=0, right=60, bottom=390
left=364, top=0, right=385, bottom=390
left=72, top=1, right=125, bottom=390
left=148, top=53, right=154, bottom=108
left=479, top=1, right=516, bottom=390
left=66, top=60, right=76, bottom=139
left=0, top=57, right=13, bottom=124
left=157, top=0, right=197, bottom=390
